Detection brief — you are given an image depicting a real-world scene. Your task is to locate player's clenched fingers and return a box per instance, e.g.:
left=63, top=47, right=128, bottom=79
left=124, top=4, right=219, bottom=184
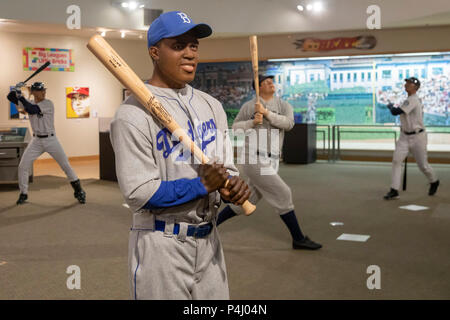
left=230, top=180, right=248, bottom=203
left=233, top=187, right=251, bottom=206
left=208, top=163, right=225, bottom=177
left=228, top=178, right=244, bottom=200
left=225, top=176, right=239, bottom=188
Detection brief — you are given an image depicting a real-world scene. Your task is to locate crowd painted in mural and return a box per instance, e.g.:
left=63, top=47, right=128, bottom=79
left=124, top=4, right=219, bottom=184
left=192, top=53, right=450, bottom=127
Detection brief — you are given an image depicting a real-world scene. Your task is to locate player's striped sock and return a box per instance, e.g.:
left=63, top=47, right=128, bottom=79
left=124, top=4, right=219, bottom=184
left=216, top=205, right=237, bottom=226
left=280, top=210, right=305, bottom=242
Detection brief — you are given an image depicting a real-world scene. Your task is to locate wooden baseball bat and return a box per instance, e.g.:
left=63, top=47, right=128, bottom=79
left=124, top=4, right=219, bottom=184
left=402, top=157, right=407, bottom=191
left=249, top=35, right=263, bottom=126
left=87, top=35, right=255, bottom=215
left=249, top=36, right=260, bottom=104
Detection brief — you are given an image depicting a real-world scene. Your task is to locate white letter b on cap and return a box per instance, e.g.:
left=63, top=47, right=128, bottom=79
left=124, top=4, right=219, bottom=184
left=177, top=12, right=191, bottom=23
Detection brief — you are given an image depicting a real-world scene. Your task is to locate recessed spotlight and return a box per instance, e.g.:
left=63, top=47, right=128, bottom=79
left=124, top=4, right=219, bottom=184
left=306, top=4, right=313, bottom=11
left=313, top=2, right=323, bottom=12
left=129, top=1, right=137, bottom=10
left=297, top=5, right=304, bottom=11
left=116, top=1, right=145, bottom=11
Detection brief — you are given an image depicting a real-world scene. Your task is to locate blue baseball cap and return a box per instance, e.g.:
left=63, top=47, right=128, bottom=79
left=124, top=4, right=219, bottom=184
left=147, top=11, right=212, bottom=47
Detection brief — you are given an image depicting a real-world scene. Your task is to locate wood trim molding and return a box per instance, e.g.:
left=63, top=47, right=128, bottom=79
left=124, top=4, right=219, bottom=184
left=35, top=155, right=99, bottom=164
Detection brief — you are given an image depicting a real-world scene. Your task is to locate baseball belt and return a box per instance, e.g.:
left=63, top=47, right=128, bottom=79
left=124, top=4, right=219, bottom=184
left=33, top=133, right=54, bottom=138
left=154, top=220, right=213, bottom=238
left=403, top=129, right=424, bottom=135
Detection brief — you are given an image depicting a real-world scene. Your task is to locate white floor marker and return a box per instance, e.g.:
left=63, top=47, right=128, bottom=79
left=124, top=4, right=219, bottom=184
left=122, top=203, right=130, bottom=209
left=399, top=205, right=429, bottom=211
left=337, top=234, right=370, bottom=242
left=330, top=222, right=344, bottom=226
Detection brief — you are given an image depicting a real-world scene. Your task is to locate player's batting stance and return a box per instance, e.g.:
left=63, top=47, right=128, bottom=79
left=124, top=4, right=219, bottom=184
left=107, top=11, right=250, bottom=299
left=216, top=35, right=320, bottom=250
left=384, top=77, right=439, bottom=200
left=6, top=82, right=86, bottom=205
left=216, top=76, right=322, bottom=251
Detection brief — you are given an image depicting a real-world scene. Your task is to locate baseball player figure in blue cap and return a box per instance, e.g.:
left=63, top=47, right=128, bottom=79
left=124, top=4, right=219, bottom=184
left=384, top=77, right=440, bottom=200
left=216, top=75, right=322, bottom=250
left=7, top=82, right=86, bottom=205
left=110, top=11, right=250, bottom=300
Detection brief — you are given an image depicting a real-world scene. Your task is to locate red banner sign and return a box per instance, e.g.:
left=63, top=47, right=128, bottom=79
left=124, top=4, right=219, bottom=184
left=293, top=36, right=377, bottom=52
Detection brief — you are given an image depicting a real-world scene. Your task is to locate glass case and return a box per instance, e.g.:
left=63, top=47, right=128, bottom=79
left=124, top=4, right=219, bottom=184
left=0, top=127, right=31, bottom=143
left=0, top=127, right=31, bottom=184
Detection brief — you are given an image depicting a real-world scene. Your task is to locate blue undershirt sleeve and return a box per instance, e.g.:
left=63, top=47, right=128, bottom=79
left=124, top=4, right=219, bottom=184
left=142, top=177, right=208, bottom=209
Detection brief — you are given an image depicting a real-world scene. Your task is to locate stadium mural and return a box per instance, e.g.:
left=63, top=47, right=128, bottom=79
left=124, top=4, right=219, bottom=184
left=192, top=53, right=450, bottom=127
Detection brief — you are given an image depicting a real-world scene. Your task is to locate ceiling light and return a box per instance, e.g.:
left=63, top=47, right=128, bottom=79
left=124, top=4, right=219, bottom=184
left=129, top=1, right=138, bottom=10
left=101, top=31, right=106, bottom=37
left=114, top=1, right=145, bottom=10
left=121, top=31, right=126, bottom=38
left=313, top=2, right=323, bottom=12
left=297, top=5, right=304, bottom=11
left=306, top=4, right=313, bottom=11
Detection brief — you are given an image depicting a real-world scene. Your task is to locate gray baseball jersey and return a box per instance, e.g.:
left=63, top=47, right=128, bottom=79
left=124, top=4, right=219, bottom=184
left=399, top=93, right=425, bottom=132
left=391, top=93, right=437, bottom=190
left=19, top=99, right=55, bottom=135
left=230, top=96, right=295, bottom=215
left=110, top=83, right=237, bottom=299
left=233, top=96, right=294, bottom=158
left=17, top=98, right=77, bottom=194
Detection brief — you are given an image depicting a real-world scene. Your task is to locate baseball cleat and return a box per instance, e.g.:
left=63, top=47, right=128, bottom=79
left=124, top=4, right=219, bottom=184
left=383, top=188, right=399, bottom=200
left=293, top=236, right=322, bottom=250
left=16, top=193, right=28, bottom=205
left=74, top=190, right=86, bottom=204
left=428, top=180, right=440, bottom=196
left=70, top=179, right=86, bottom=204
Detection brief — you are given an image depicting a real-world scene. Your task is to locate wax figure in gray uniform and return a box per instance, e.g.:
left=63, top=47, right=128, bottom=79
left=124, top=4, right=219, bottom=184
left=384, top=77, right=439, bottom=200
left=110, top=11, right=250, bottom=300
left=216, top=75, right=322, bottom=250
left=7, top=82, right=86, bottom=205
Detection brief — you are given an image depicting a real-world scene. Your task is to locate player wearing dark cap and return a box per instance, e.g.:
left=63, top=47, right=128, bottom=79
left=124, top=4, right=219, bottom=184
left=7, top=82, right=86, bottom=205
left=384, top=77, right=439, bottom=199
left=216, top=75, right=322, bottom=250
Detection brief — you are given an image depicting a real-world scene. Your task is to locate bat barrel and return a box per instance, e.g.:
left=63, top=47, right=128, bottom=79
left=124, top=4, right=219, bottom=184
left=249, top=35, right=260, bottom=104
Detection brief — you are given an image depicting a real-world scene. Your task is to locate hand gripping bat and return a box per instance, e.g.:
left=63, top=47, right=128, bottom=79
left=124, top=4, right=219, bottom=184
left=87, top=35, right=256, bottom=215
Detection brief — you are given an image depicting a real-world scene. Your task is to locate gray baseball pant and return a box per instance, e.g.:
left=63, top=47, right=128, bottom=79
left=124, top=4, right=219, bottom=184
left=129, top=220, right=229, bottom=300
left=18, top=136, right=78, bottom=194
left=391, top=131, right=437, bottom=190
